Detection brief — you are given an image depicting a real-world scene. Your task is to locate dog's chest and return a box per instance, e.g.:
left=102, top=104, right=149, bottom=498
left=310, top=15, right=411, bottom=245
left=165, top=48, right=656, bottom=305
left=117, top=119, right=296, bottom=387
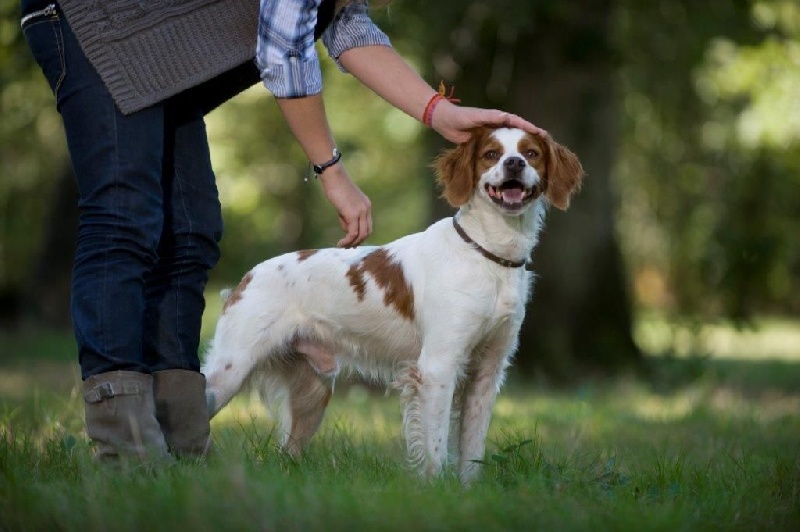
left=487, top=273, right=527, bottom=325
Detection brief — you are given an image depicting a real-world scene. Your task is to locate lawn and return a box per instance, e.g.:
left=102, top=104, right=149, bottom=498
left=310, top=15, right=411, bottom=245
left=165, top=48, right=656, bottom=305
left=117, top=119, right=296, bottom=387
left=1, top=312, right=798, bottom=531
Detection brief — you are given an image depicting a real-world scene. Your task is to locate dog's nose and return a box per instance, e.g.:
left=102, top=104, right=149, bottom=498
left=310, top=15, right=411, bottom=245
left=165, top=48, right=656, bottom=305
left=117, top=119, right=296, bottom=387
left=504, top=157, right=526, bottom=173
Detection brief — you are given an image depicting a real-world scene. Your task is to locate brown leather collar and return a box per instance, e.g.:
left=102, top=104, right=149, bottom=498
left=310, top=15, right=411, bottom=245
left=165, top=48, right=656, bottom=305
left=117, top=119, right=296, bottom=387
left=452, top=217, right=533, bottom=271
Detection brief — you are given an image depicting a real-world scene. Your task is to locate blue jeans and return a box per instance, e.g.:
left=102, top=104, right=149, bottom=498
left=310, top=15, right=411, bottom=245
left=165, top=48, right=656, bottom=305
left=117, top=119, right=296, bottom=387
left=23, top=3, right=223, bottom=379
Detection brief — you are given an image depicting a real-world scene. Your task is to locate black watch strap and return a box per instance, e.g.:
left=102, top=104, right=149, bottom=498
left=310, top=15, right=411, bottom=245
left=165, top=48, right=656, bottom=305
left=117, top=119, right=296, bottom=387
left=312, top=148, right=342, bottom=176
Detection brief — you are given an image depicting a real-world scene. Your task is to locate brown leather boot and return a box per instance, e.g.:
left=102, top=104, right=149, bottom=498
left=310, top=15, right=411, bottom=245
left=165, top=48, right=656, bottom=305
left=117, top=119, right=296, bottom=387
left=83, top=371, right=170, bottom=463
left=153, top=369, right=212, bottom=458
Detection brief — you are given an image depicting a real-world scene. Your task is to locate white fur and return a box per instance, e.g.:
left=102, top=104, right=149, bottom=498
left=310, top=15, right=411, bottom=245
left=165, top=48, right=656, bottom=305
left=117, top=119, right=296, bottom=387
left=202, top=128, right=579, bottom=482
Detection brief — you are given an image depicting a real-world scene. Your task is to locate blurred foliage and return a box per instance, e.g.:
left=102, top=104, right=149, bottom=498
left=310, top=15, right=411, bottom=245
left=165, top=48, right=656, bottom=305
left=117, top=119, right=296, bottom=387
left=616, top=0, right=800, bottom=323
left=1, top=0, right=798, bottom=329
left=0, top=0, right=68, bottom=294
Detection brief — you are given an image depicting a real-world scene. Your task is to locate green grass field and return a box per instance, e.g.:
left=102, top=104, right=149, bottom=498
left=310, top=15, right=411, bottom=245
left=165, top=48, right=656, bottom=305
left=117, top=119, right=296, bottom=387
left=1, top=313, right=799, bottom=531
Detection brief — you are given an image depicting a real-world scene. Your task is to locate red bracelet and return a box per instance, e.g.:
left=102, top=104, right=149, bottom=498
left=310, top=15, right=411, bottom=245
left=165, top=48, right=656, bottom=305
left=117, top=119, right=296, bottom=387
left=422, top=81, right=461, bottom=128
left=422, top=94, right=445, bottom=127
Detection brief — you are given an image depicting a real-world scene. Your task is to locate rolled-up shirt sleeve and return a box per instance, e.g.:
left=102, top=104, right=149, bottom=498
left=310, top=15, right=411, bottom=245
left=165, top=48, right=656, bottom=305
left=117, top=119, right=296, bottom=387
left=321, top=1, right=392, bottom=71
left=257, top=0, right=323, bottom=98
left=257, top=0, right=392, bottom=97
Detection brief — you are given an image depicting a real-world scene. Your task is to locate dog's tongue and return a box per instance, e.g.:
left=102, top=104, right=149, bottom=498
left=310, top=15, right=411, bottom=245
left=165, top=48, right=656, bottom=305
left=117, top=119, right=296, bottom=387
left=502, top=188, right=524, bottom=204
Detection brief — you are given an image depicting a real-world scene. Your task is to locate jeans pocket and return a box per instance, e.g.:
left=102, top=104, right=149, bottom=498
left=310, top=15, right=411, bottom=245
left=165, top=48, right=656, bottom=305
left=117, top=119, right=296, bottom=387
left=22, top=4, right=66, bottom=99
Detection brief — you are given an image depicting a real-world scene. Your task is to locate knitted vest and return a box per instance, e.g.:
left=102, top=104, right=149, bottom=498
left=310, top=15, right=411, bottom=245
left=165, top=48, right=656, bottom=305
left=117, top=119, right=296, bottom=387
left=59, top=0, right=337, bottom=115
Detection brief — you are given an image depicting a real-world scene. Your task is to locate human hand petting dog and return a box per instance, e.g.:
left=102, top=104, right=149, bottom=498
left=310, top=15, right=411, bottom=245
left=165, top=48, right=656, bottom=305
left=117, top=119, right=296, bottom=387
left=431, top=100, right=548, bottom=144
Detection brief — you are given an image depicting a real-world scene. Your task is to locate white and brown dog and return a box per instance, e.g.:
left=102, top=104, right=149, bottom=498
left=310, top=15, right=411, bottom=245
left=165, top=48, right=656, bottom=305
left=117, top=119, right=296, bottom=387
left=203, top=127, right=584, bottom=481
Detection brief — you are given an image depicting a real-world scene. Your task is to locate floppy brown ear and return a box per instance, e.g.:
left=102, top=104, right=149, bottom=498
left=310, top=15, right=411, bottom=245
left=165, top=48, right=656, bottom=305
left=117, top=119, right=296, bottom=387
left=544, top=136, right=585, bottom=210
left=432, top=129, right=486, bottom=208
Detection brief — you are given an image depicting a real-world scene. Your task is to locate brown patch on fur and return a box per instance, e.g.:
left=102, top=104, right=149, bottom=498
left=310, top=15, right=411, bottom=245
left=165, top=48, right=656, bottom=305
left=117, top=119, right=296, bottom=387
left=346, top=249, right=415, bottom=320
left=433, top=127, right=495, bottom=207
left=346, top=262, right=367, bottom=301
left=543, top=135, right=584, bottom=210
left=222, top=271, right=253, bottom=314
left=518, top=134, right=547, bottom=178
left=296, top=249, right=319, bottom=262
left=224, top=363, right=232, bottom=371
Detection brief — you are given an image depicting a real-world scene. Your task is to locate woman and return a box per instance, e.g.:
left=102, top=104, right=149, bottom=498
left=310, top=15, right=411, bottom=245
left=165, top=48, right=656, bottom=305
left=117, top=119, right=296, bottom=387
left=21, top=0, right=542, bottom=463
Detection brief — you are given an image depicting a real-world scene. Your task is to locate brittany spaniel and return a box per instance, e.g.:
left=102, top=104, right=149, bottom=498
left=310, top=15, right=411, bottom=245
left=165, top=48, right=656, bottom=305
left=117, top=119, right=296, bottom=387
left=203, top=127, right=584, bottom=482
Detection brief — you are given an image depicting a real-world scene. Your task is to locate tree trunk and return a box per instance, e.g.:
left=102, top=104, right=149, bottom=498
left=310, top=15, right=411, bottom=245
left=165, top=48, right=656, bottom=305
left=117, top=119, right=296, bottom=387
left=426, top=2, right=640, bottom=380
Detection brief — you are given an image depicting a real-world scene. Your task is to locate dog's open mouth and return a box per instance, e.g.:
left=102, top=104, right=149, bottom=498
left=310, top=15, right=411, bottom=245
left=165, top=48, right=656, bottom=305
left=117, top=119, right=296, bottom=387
left=486, top=180, right=538, bottom=209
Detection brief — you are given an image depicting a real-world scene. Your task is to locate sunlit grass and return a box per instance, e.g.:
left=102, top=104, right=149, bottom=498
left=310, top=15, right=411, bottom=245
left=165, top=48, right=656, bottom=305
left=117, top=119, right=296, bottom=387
left=1, top=315, right=799, bottom=530
left=635, top=313, right=800, bottom=360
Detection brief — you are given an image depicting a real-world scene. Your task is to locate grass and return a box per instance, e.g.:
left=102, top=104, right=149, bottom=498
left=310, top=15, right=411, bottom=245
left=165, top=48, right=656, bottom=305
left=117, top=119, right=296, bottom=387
left=1, top=312, right=799, bottom=531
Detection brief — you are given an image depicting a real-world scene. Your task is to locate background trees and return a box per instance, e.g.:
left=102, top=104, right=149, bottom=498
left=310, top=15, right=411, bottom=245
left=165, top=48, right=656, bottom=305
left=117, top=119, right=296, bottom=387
left=1, top=0, right=797, bottom=380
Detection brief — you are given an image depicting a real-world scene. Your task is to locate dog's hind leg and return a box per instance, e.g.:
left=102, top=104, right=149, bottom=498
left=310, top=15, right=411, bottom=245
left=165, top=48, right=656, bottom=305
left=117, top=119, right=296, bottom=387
left=262, top=342, right=336, bottom=456
left=287, top=360, right=333, bottom=457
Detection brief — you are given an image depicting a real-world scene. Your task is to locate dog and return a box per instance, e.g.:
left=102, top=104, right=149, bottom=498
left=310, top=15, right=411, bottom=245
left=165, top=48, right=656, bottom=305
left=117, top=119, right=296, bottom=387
left=202, top=126, right=584, bottom=482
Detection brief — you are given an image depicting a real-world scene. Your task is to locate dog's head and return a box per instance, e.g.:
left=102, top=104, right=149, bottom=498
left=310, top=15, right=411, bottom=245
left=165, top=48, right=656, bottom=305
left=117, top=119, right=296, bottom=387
left=433, top=127, right=584, bottom=214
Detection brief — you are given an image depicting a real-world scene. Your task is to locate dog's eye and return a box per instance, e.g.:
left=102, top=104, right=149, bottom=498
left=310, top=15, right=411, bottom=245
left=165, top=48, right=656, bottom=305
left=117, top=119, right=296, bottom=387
left=484, top=150, right=500, bottom=160
left=524, top=149, right=540, bottom=159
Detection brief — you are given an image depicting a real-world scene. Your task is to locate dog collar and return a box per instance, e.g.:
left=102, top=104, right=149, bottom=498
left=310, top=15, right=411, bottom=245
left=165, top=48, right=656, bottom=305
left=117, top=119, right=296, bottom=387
left=452, top=218, right=533, bottom=271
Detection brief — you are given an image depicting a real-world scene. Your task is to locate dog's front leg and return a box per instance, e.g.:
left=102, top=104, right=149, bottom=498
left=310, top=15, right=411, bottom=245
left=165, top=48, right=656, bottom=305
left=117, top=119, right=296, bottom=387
left=457, top=334, right=518, bottom=483
left=414, top=346, right=464, bottom=477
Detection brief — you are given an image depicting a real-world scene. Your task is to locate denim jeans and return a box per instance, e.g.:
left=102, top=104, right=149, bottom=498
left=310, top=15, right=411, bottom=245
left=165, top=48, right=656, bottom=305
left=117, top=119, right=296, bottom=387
left=22, top=3, right=223, bottom=379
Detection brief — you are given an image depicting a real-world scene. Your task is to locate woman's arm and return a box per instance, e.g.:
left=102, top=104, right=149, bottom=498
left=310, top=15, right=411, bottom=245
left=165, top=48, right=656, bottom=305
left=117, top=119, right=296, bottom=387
left=275, top=95, right=372, bottom=248
left=338, top=45, right=546, bottom=143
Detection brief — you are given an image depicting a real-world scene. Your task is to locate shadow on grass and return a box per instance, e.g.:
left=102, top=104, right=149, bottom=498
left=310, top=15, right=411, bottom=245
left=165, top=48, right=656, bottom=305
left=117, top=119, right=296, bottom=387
left=643, top=355, right=800, bottom=396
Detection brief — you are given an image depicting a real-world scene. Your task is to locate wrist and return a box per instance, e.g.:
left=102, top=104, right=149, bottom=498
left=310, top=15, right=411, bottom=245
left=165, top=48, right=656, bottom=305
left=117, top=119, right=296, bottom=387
left=429, top=99, right=457, bottom=131
left=317, top=160, right=347, bottom=182
left=422, top=93, right=445, bottom=127
left=312, top=148, right=342, bottom=177
left=422, top=82, right=461, bottom=128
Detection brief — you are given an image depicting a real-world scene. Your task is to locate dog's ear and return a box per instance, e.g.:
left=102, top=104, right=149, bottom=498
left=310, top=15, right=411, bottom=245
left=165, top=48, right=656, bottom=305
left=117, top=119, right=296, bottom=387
left=544, top=135, right=584, bottom=210
left=432, top=128, right=486, bottom=207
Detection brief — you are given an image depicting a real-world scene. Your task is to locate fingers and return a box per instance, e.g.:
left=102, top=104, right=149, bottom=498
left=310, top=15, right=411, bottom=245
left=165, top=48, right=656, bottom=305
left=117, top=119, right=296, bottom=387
left=336, top=208, right=371, bottom=248
left=501, top=112, right=548, bottom=137
left=336, top=220, right=358, bottom=248
left=319, top=166, right=373, bottom=248
left=437, top=105, right=547, bottom=144
left=479, top=109, right=547, bottom=136
left=334, top=196, right=372, bottom=248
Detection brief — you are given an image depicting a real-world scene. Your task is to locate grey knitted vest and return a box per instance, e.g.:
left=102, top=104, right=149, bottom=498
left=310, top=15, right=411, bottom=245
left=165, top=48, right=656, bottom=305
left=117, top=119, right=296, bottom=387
left=59, top=0, right=259, bottom=114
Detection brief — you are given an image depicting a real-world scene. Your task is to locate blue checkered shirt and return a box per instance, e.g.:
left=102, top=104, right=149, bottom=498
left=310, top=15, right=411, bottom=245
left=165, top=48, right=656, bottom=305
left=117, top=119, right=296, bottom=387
left=257, top=0, right=392, bottom=98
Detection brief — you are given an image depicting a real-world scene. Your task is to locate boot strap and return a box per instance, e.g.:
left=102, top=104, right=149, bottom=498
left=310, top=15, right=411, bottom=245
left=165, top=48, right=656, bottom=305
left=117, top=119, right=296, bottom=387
left=84, top=382, right=141, bottom=403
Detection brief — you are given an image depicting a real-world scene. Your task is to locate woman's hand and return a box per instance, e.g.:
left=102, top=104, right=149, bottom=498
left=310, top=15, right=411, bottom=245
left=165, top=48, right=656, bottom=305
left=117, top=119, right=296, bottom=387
left=431, top=100, right=548, bottom=143
left=318, top=164, right=373, bottom=247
